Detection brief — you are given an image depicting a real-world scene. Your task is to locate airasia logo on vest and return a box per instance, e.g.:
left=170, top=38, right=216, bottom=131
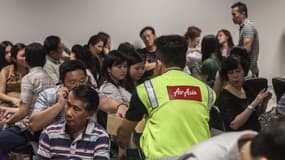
left=167, top=86, right=202, bottom=101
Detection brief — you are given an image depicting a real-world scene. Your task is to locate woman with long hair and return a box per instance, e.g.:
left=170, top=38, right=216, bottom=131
left=0, top=43, right=28, bottom=107
left=216, top=29, right=234, bottom=60
left=0, top=41, right=13, bottom=71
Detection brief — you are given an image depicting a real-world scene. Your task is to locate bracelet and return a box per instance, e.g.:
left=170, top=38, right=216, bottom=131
left=117, top=103, right=127, bottom=110
left=247, top=105, right=255, bottom=111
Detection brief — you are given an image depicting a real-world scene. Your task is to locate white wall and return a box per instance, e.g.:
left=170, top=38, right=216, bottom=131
left=0, top=0, right=284, bottom=80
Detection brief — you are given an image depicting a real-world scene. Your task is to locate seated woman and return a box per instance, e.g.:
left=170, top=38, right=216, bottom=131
left=100, top=50, right=131, bottom=111
left=0, top=43, right=27, bottom=107
left=200, top=35, right=220, bottom=87
left=119, top=43, right=145, bottom=93
left=216, top=56, right=271, bottom=131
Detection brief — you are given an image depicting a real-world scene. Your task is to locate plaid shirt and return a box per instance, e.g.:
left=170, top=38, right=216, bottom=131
left=16, top=67, right=55, bottom=129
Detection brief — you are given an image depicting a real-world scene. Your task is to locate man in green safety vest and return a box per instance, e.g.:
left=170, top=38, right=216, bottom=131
left=117, top=35, right=216, bottom=160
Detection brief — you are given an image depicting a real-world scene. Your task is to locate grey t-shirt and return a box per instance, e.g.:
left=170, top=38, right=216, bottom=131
left=239, top=19, right=259, bottom=76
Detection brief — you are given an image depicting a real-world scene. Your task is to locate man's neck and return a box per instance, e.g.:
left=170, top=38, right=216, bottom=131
left=68, top=123, right=87, bottom=139
left=239, top=140, right=252, bottom=160
left=146, top=45, right=156, bottom=53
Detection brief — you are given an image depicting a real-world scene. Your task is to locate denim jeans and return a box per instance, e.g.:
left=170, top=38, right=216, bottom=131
left=0, top=125, right=29, bottom=152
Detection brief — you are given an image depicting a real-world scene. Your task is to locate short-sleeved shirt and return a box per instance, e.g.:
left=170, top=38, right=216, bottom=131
left=239, top=19, right=259, bottom=75
left=17, top=67, right=54, bottom=129
left=137, top=48, right=157, bottom=82
left=99, top=81, right=131, bottom=105
left=44, top=55, right=64, bottom=84
left=36, top=120, right=110, bottom=160
left=33, top=85, right=64, bottom=125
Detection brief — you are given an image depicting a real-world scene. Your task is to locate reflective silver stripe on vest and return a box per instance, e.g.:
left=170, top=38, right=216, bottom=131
left=207, top=86, right=214, bottom=110
left=144, top=80, right=158, bottom=109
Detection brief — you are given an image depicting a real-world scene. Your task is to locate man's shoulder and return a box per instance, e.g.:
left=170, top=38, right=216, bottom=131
left=40, top=85, right=60, bottom=95
left=90, top=122, right=109, bottom=137
left=45, top=121, right=65, bottom=134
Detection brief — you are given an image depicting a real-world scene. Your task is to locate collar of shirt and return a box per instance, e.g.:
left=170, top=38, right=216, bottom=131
left=47, top=55, right=62, bottom=64
left=29, top=66, right=45, bottom=73
left=240, top=19, right=250, bottom=31
left=59, top=120, right=95, bottom=138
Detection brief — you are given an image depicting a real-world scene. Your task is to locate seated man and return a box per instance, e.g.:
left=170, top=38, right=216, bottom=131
left=178, top=116, right=285, bottom=160
left=30, top=60, right=129, bottom=132
left=36, top=85, right=109, bottom=159
left=30, top=60, right=90, bottom=132
left=43, top=35, right=65, bottom=84
left=0, top=43, right=55, bottom=154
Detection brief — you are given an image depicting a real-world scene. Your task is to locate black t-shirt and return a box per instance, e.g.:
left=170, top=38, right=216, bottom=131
left=125, top=92, right=148, bottom=122
left=137, top=48, right=157, bottom=83
left=137, top=48, right=157, bottom=63
left=216, top=89, right=260, bottom=131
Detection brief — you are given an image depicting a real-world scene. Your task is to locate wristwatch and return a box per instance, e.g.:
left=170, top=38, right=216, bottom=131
left=247, top=105, right=255, bottom=111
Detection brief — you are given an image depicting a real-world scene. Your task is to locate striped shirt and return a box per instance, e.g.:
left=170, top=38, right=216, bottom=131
left=239, top=19, right=259, bottom=76
left=36, top=120, right=110, bottom=160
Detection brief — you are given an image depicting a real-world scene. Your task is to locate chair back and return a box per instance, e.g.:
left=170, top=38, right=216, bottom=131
left=209, top=105, right=225, bottom=132
left=244, top=77, right=268, bottom=99
left=272, top=77, right=285, bottom=103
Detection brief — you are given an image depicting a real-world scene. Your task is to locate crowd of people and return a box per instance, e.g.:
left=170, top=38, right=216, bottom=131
left=0, top=2, right=284, bottom=160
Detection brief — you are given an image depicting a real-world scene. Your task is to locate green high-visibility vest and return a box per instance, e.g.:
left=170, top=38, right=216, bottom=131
left=137, top=70, right=216, bottom=159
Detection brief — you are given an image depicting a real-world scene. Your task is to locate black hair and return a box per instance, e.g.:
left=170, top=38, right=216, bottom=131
left=201, top=35, right=218, bottom=62
left=122, top=50, right=144, bottom=93
left=0, top=45, right=8, bottom=70
left=97, top=32, right=110, bottom=46
left=59, top=60, right=87, bottom=83
left=154, top=35, right=187, bottom=69
left=25, top=43, right=47, bottom=67
left=216, top=29, right=234, bottom=61
left=71, top=44, right=100, bottom=84
left=70, top=85, right=99, bottom=112
left=11, top=43, right=26, bottom=61
left=1, top=41, right=13, bottom=49
left=10, top=43, right=26, bottom=73
left=229, top=47, right=250, bottom=76
left=118, top=42, right=136, bottom=54
left=220, top=57, right=241, bottom=81
left=101, top=50, right=127, bottom=87
left=87, top=34, right=103, bottom=47
left=44, top=35, right=61, bottom=53
left=140, top=26, right=156, bottom=38
left=251, top=116, right=285, bottom=160
left=0, top=41, right=13, bottom=70
left=231, top=1, right=248, bottom=17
